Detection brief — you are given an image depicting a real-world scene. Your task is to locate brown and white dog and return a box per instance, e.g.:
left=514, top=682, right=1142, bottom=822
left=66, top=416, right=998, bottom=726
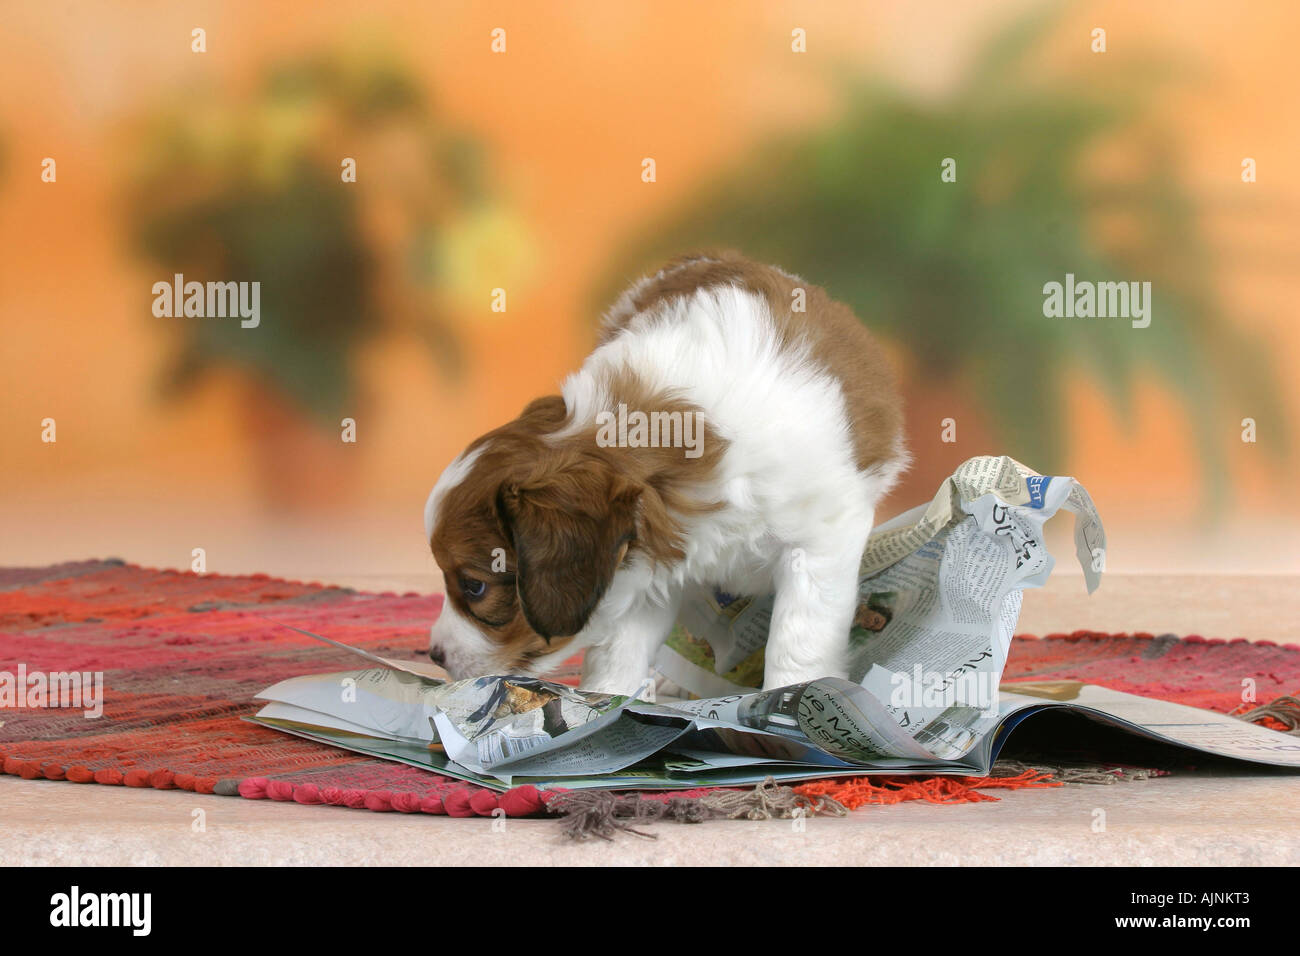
left=425, top=253, right=906, bottom=696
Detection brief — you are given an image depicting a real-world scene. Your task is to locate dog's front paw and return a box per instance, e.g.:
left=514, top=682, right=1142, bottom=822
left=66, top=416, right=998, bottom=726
left=579, top=673, right=656, bottom=701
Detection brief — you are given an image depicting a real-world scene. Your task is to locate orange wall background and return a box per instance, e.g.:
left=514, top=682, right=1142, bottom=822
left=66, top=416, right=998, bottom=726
left=2, top=0, right=1298, bottom=582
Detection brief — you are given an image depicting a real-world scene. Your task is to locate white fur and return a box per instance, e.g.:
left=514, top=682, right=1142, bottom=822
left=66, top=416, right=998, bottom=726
left=424, top=446, right=484, bottom=541
left=428, top=278, right=906, bottom=695
left=428, top=593, right=508, bottom=679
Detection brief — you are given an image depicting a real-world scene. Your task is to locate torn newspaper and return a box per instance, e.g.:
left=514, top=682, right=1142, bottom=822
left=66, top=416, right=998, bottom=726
left=248, top=456, right=1300, bottom=790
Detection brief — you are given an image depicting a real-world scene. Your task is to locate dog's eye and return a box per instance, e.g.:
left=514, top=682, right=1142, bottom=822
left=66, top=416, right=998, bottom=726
left=459, top=576, right=487, bottom=600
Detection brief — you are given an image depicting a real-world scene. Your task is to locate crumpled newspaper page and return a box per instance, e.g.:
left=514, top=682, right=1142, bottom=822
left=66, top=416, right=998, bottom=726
left=249, top=454, right=1300, bottom=788
left=251, top=456, right=1111, bottom=778
left=658, top=455, right=1107, bottom=759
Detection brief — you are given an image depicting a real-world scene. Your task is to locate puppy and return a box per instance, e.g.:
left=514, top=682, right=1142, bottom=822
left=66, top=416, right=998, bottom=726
left=425, top=252, right=906, bottom=696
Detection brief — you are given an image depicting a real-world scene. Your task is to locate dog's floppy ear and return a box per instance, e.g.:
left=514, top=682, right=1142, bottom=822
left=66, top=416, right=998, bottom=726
left=495, top=458, right=638, bottom=641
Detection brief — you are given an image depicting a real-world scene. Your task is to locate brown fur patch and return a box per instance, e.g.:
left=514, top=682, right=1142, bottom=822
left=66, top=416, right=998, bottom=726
left=579, top=366, right=728, bottom=565
left=431, top=396, right=578, bottom=667
left=430, top=386, right=725, bottom=658
left=602, top=251, right=903, bottom=473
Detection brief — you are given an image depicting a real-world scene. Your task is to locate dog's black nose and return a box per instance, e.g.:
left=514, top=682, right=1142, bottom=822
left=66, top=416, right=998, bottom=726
left=429, top=645, right=447, bottom=667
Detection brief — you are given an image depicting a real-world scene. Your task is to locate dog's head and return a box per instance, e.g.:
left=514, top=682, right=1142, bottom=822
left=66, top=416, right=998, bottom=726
left=425, top=396, right=644, bottom=679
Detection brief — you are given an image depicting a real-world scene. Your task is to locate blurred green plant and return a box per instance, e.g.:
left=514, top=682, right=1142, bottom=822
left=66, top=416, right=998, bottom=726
left=597, top=9, right=1287, bottom=503
left=124, top=43, right=528, bottom=425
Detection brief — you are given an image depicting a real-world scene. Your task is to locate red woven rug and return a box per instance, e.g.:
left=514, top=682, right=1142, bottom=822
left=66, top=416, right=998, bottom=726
left=2, top=560, right=1297, bottom=818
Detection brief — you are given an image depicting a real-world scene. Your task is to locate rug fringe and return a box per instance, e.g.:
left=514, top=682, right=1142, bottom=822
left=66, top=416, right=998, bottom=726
left=1233, top=694, right=1300, bottom=734
left=0, top=753, right=222, bottom=793
left=992, top=759, right=1166, bottom=784
left=792, top=767, right=1061, bottom=810
left=547, top=777, right=846, bottom=841
left=234, top=775, right=552, bottom=817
